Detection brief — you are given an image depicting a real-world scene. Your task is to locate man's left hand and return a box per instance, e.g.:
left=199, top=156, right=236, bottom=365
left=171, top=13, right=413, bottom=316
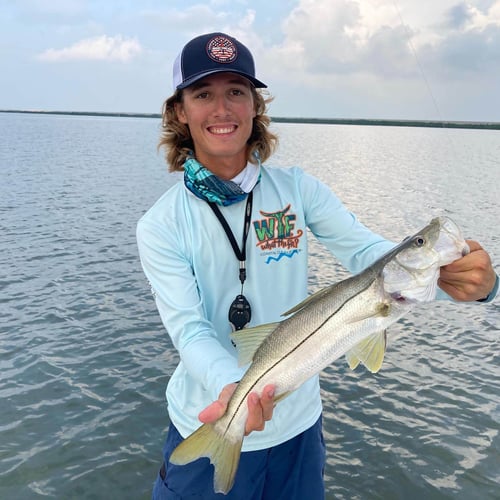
left=438, top=240, right=496, bottom=301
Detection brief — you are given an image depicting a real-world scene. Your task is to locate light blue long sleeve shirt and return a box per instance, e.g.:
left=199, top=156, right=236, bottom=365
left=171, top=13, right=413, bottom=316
left=136, top=165, right=412, bottom=451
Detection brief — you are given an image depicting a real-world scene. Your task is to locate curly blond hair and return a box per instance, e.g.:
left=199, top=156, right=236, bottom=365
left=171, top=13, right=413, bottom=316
left=158, top=87, right=278, bottom=172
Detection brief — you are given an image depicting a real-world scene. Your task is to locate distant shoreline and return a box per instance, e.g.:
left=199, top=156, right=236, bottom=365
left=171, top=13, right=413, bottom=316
left=1, top=109, right=499, bottom=130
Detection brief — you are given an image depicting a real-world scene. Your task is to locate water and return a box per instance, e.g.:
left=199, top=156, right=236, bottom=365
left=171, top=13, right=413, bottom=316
left=1, top=113, right=498, bottom=499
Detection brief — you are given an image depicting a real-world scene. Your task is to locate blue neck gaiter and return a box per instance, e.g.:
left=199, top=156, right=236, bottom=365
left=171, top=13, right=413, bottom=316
left=183, top=154, right=261, bottom=206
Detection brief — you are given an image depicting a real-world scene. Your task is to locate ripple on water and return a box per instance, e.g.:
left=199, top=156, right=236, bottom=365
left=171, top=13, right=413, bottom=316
left=1, top=115, right=498, bottom=498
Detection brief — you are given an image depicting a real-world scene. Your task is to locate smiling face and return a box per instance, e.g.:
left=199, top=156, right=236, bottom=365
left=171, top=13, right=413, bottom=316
left=174, top=73, right=257, bottom=179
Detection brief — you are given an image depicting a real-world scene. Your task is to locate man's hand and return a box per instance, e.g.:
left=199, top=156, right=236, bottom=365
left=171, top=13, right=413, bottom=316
left=439, top=240, right=496, bottom=301
left=199, top=383, right=276, bottom=435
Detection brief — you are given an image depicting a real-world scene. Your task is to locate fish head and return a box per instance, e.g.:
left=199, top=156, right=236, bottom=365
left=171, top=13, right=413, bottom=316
left=382, top=217, right=469, bottom=303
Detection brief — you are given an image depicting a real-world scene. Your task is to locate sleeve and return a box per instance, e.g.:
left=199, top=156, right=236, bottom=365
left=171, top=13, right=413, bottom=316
left=477, top=274, right=499, bottom=303
left=297, top=170, right=395, bottom=273
left=136, top=217, right=244, bottom=401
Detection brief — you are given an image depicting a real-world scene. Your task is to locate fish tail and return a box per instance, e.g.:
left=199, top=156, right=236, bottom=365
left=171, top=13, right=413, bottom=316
left=169, top=423, right=243, bottom=494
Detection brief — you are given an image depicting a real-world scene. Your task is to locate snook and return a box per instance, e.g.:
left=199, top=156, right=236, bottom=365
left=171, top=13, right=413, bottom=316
left=170, top=217, right=469, bottom=494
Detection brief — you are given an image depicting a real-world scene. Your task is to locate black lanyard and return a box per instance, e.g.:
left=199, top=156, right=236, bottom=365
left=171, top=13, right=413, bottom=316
left=207, top=191, right=253, bottom=290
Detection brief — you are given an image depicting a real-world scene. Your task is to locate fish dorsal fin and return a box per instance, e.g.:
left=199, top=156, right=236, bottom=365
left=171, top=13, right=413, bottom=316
left=345, top=330, right=387, bottom=373
left=282, top=284, right=336, bottom=317
left=230, top=322, right=279, bottom=366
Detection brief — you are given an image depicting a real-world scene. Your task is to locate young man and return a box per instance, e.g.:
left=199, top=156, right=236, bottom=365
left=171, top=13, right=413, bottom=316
left=137, top=32, right=498, bottom=499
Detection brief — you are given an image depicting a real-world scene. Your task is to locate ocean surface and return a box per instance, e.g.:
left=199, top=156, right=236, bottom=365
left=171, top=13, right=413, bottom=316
left=0, top=112, right=498, bottom=499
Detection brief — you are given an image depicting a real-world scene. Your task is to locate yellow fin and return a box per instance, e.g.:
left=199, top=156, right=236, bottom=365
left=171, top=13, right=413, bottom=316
left=169, top=423, right=242, bottom=495
left=345, top=330, right=387, bottom=373
left=345, top=351, right=361, bottom=370
left=230, top=322, right=279, bottom=366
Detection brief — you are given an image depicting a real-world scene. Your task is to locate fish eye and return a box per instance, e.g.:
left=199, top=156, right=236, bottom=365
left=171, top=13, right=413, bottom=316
left=414, top=236, right=426, bottom=247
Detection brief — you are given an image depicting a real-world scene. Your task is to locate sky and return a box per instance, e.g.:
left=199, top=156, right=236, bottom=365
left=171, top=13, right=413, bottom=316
left=1, top=0, right=500, bottom=121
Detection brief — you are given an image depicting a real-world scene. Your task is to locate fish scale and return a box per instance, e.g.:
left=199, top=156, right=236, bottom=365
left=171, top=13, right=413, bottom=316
left=169, top=216, right=469, bottom=494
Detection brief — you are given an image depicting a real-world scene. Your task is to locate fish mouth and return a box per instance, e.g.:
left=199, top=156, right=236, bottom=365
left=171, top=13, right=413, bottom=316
left=434, top=217, right=470, bottom=263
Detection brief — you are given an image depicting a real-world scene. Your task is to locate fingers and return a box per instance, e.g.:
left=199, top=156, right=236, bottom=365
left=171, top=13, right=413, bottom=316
left=261, top=385, right=275, bottom=421
left=439, top=240, right=496, bottom=301
left=464, top=239, right=483, bottom=253
left=441, top=240, right=486, bottom=273
left=198, top=383, right=237, bottom=424
left=198, top=401, right=226, bottom=424
left=245, top=384, right=275, bottom=436
left=199, top=382, right=277, bottom=435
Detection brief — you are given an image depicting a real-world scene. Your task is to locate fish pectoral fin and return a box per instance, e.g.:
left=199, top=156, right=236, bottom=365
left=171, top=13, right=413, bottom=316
left=345, top=330, right=387, bottom=373
left=169, top=423, right=243, bottom=495
left=230, top=322, right=279, bottom=366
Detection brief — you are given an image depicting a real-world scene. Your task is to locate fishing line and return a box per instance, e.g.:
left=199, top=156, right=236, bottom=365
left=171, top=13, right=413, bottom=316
left=390, top=0, right=464, bottom=172
left=390, top=0, right=464, bottom=228
left=391, top=0, right=447, bottom=125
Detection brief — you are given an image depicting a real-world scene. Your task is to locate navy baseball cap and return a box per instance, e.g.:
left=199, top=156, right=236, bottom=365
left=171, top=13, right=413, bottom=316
left=172, top=32, right=267, bottom=90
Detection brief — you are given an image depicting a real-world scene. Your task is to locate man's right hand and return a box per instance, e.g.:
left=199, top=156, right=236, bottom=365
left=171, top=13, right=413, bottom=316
left=198, top=383, right=276, bottom=435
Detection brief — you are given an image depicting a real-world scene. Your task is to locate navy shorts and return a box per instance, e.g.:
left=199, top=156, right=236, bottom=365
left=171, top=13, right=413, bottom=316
left=152, top=416, right=326, bottom=499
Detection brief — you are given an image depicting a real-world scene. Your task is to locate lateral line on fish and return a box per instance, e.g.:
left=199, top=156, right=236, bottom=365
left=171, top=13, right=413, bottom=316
left=225, top=277, right=378, bottom=431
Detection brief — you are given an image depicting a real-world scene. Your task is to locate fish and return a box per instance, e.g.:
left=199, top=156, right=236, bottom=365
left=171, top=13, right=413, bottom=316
left=169, top=216, right=469, bottom=494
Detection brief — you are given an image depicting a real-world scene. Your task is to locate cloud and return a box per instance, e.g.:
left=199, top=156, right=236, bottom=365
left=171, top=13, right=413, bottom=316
left=422, top=23, right=500, bottom=75
left=264, top=0, right=416, bottom=81
left=414, top=1, right=500, bottom=77
left=37, top=35, right=142, bottom=63
left=444, top=2, right=474, bottom=29
left=261, top=0, right=500, bottom=85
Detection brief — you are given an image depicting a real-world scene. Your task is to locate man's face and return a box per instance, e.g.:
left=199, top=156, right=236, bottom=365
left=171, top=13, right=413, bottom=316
left=175, top=72, right=256, bottom=179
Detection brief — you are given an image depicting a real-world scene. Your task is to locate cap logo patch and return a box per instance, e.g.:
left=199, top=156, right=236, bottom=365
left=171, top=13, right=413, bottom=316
left=206, top=35, right=237, bottom=64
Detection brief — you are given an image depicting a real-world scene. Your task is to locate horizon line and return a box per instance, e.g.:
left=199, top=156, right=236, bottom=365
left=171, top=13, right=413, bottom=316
left=1, top=109, right=499, bottom=130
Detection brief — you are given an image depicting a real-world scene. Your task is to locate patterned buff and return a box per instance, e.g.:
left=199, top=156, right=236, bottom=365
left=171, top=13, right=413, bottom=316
left=183, top=155, right=261, bottom=206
